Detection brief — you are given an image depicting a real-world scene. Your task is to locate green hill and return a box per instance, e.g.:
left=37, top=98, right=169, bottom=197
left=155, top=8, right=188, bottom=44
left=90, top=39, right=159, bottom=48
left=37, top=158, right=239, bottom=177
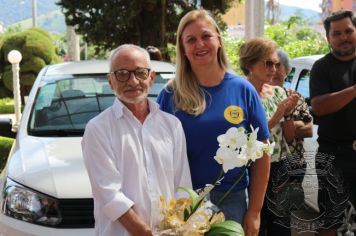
left=9, top=10, right=66, bottom=34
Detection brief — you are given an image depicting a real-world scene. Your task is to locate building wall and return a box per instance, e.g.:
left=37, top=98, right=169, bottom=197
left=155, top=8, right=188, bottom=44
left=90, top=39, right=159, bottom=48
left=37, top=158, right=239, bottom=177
left=222, top=0, right=245, bottom=26
left=332, top=0, right=343, bottom=11
left=321, top=0, right=356, bottom=21
left=334, top=0, right=353, bottom=11
left=324, top=0, right=355, bottom=11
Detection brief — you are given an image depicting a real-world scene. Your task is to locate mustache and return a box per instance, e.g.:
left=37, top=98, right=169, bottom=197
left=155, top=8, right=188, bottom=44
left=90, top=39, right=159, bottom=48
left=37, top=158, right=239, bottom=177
left=123, top=85, right=143, bottom=91
left=339, top=41, right=354, bottom=46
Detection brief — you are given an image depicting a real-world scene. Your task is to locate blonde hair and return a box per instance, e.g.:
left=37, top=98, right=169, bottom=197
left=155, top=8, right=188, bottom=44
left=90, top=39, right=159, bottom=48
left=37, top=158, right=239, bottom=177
left=239, top=37, right=278, bottom=76
left=169, top=9, right=229, bottom=116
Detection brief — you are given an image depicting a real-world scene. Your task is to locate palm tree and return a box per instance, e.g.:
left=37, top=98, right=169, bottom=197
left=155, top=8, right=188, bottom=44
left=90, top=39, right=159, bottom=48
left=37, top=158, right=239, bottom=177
left=266, top=0, right=280, bottom=25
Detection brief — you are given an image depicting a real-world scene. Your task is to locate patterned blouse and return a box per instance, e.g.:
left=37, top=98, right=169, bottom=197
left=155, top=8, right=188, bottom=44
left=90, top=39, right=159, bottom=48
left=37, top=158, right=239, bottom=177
left=261, top=86, right=313, bottom=162
left=261, top=86, right=290, bottom=162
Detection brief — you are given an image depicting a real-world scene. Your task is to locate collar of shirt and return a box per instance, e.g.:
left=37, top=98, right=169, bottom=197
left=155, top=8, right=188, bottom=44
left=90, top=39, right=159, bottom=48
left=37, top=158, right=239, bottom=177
left=112, top=98, right=160, bottom=121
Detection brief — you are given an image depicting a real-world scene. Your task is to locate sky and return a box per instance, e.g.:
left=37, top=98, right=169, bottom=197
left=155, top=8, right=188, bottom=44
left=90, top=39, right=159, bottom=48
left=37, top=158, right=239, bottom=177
left=278, top=0, right=322, bottom=12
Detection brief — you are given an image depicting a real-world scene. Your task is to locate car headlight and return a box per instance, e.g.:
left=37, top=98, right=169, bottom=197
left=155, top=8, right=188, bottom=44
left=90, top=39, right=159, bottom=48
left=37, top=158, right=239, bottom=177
left=2, top=178, right=62, bottom=226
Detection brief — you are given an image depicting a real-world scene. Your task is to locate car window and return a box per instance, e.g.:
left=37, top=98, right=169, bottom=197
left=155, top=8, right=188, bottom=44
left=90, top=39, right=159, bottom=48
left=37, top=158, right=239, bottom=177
left=284, top=67, right=295, bottom=89
left=296, top=69, right=310, bottom=99
left=28, top=72, right=171, bottom=136
left=148, top=73, right=171, bottom=99
left=28, top=75, right=116, bottom=136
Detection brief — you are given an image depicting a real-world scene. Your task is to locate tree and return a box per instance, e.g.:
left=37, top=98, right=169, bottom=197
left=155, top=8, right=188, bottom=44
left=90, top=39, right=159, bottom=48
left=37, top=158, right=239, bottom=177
left=266, top=0, right=280, bottom=25
left=223, top=15, right=329, bottom=75
left=0, top=27, right=62, bottom=99
left=56, top=0, right=234, bottom=55
left=264, top=16, right=329, bottom=58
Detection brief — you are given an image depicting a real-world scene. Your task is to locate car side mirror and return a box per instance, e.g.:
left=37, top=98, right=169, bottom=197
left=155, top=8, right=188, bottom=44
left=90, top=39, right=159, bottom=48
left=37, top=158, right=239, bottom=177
left=0, top=118, right=16, bottom=139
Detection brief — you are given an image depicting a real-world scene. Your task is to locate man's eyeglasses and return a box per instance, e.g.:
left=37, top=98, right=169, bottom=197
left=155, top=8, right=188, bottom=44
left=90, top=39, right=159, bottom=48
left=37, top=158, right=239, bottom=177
left=110, top=68, right=151, bottom=82
left=263, top=60, right=281, bottom=70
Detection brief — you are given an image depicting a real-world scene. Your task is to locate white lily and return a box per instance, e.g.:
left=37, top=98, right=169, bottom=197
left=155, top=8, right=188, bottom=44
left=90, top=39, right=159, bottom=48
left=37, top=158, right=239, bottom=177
left=262, top=141, right=275, bottom=156
left=248, top=125, right=259, bottom=143
left=245, top=141, right=263, bottom=162
left=217, top=127, right=247, bottom=150
left=215, top=126, right=275, bottom=171
left=214, top=147, right=248, bottom=173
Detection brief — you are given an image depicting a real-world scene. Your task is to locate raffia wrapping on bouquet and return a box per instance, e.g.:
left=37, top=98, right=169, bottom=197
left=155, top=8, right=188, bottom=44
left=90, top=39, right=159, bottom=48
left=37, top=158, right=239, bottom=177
left=154, top=195, right=225, bottom=236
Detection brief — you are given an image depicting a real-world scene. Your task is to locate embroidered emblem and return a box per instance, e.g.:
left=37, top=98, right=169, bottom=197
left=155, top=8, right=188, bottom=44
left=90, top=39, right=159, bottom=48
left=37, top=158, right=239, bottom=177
left=224, top=105, right=244, bottom=124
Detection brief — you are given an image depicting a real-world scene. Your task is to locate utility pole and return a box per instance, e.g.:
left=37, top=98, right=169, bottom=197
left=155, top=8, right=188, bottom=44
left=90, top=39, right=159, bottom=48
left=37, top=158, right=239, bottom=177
left=245, top=0, right=265, bottom=40
left=67, top=25, right=80, bottom=61
left=32, top=0, right=37, bottom=27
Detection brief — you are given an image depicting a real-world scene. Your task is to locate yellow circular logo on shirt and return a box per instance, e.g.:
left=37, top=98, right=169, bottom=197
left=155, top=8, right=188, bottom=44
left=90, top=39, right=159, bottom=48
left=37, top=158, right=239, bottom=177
left=224, top=106, right=244, bottom=124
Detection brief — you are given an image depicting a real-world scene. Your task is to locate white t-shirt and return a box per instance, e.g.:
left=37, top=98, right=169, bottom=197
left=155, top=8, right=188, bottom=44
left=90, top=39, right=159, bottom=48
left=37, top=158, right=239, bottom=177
left=82, top=98, right=192, bottom=236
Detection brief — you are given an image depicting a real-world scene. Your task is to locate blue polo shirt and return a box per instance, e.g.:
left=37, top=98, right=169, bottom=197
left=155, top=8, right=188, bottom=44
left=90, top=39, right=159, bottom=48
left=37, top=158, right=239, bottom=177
left=157, top=72, right=269, bottom=192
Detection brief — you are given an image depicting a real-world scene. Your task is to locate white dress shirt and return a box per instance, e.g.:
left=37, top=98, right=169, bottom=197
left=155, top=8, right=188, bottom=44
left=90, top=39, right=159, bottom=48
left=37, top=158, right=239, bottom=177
left=82, top=98, right=192, bottom=236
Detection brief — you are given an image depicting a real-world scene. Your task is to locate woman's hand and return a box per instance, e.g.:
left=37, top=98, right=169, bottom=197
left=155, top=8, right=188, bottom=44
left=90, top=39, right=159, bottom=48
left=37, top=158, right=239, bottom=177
left=243, top=209, right=261, bottom=236
left=268, top=91, right=298, bottom=131
left=283, top=90, right=299, bottom=117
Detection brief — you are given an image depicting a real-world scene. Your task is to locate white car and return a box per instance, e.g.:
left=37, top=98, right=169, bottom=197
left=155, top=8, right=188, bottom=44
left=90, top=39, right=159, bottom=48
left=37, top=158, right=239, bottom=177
left=287, top=55, right=324, bottom=148
left=0, top=60, right=175, bottom=236
left=286, top=54, right=323, bottom=154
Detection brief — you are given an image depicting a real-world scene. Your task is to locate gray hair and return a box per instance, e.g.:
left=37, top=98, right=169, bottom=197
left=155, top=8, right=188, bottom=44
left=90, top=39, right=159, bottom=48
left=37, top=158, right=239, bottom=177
left=109, top=44, right=150, bottom=72
left=277, top=49, right=291, bottom=73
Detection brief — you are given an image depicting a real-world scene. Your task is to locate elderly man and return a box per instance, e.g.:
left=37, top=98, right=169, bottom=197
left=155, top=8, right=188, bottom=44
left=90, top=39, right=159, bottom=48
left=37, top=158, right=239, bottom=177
left=82, top=44, right=192, bottom=236
left=310, top=10, right=356, bottom=236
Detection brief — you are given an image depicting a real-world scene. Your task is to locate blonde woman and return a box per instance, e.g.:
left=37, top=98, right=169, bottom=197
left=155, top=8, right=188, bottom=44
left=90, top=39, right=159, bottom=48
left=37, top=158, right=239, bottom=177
left=157, top=10, right=270, bottom=236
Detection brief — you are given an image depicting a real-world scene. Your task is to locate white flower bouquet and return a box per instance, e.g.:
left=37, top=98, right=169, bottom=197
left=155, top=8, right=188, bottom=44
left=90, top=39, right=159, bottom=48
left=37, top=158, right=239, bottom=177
left=153, top=126, right=274, bottom=236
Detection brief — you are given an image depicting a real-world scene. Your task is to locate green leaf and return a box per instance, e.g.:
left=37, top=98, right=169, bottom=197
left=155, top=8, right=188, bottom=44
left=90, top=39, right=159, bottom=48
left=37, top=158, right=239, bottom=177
left=176, top=186, right=199, bottom=210
left=205, top=220, right=244, bottom=236
left=183, top=208, right=190, bottom=221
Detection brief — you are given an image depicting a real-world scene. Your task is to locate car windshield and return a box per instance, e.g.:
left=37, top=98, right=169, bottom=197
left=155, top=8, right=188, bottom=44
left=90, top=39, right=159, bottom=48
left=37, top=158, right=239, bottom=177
left=28, top=74, right=116, bottom=136
left=28, top=72, right=171, bottom=137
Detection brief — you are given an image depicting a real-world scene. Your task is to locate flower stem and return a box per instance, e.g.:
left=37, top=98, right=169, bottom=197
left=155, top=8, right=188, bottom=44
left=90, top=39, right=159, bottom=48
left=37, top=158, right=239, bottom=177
left=212, top=168, right=225, bottom=186
left=216, top=160, right=252, bottom=208
left=189, top=168, right=224, bottom=219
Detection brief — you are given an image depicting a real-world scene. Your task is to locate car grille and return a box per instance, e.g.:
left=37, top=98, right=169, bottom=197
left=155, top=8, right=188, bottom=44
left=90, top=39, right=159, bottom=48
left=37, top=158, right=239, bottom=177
left=57, top=198, right=94, bottom=228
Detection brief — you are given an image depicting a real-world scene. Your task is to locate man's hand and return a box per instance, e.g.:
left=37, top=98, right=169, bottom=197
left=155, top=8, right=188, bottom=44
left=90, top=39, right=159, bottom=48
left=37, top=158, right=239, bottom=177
left=311, top=84, right=356, bottom=116
left=118, top=208, right=153, bottom=236
left=243, top=209, right=261, bottom=236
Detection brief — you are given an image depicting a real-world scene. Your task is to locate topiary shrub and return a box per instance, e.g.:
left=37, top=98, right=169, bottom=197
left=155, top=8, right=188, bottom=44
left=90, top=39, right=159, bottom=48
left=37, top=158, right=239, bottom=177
left=0, top=136, right=14, bottom=173
left=0, top=27, right=63, bottom=99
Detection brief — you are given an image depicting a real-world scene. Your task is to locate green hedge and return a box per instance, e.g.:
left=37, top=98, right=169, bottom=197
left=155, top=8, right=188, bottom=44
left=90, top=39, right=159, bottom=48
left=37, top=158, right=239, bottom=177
left=0, top=98, right=14, bottom=114
left=0, top=136, right=14, bottom=172
left=0, top=104, right=14, bottom=114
